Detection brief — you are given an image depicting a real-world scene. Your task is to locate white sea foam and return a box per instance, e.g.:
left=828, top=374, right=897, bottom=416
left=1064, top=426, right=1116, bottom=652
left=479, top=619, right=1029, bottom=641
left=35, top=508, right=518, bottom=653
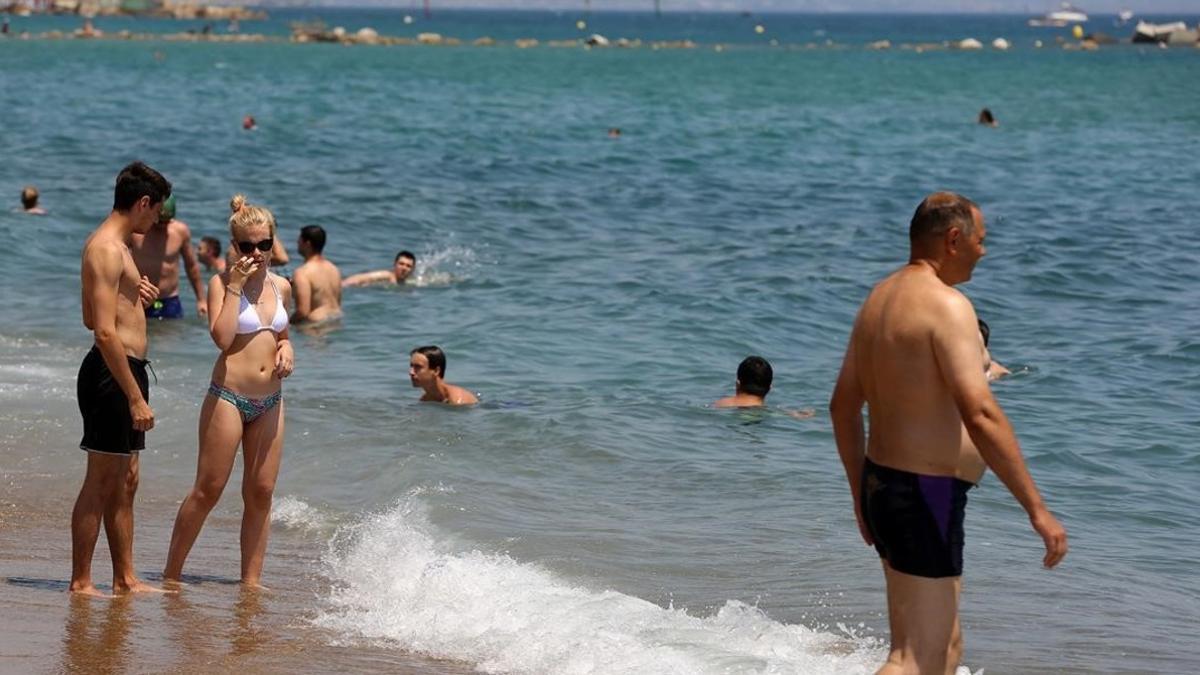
left=410, top=245, right=480, bottom=287
left=272, top=495, right=335, bottom=534
left=316, top=496, right=886, bottom=674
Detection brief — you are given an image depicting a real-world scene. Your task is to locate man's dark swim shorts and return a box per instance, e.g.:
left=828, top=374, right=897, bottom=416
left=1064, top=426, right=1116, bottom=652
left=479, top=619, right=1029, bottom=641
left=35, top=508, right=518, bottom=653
left=861, top=457, right=974, bottom=578
left=77, top=346, right=150, bottom=455
left=145, top=294, right=184, bottom=320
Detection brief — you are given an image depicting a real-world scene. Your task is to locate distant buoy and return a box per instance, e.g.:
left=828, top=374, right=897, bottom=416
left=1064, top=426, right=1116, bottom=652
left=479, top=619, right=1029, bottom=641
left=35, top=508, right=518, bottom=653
left=754, top=24, right=765, bottom=34
left=1072, top=24, right=1083, bottom=39
left=576, top=20, right=586, bottom=30
left=1034, top=39, right=1044, bottom=48
left=403, top=15, right=413, bottom=24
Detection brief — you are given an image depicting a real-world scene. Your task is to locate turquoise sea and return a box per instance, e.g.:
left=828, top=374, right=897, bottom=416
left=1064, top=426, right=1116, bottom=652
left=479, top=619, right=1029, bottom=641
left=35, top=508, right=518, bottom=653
left=1, top=10, right=1198, bottom=673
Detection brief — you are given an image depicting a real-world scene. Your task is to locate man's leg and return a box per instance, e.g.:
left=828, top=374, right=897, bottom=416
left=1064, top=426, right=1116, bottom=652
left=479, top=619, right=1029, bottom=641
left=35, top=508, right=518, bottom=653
left=103, top=454, right=160, bottom=594
left=70, top=452, right=126, bottom=597
left=878, top=561, right=961, bottom=675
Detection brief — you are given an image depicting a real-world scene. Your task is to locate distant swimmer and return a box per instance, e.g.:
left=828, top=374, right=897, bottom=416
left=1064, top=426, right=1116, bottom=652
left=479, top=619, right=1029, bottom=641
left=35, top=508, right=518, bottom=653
left=410, top=345, right=478, bottom=405
left=978, top=319, right=1011, bottom=381
left=72, top=161, right=173, bottom=598
left=242, top=114, right=256, bottom=130
left=608, top=127, right=622, bottom=138
left=197, top=236, right=227, bottom=274
left=829, top=192, right=1066, bottom=674
left=977, top=108, right=998, bottom=127
left=21, top=185, right=46, bottom=214
left=343, top=250, right=416, bottom=287
left=164, top=194, right=294, bottom=589
left=130, top=194, right=207, bottom=318
left=714, top=356, right=772, bottom=408
left=290, top=225, right=343, bottom=324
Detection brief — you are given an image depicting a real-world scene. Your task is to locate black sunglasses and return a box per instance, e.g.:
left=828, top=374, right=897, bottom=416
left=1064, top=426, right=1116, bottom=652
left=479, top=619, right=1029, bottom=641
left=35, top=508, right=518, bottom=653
left=236, top=238, right=274, bottom=254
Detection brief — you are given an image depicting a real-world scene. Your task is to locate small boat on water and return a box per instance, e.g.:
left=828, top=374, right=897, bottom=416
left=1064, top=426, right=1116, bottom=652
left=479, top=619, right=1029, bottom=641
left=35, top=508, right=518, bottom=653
left=1029, top=3, right=1089, bottom=27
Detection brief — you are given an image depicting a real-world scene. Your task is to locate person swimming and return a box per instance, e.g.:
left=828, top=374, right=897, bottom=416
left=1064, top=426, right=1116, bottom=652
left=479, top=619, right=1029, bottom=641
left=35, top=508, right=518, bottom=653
left=409, top=345, right=477, bottom=405
left=979, top=319, right=1011, bottom=380
left=343, top=250, right=416, bottom=287
left=714, top=356, right=773, bottom=408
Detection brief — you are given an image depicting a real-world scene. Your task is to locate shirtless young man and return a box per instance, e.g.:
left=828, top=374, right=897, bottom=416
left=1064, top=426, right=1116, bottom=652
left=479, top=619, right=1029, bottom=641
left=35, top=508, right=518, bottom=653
left=410, top=346, right=477, bottom=406
left=72, top=162, right=172, bottom=597
left=130, top=194, right=206, bottom=318
left=290, top=225, right=343, bottom=324
left=829, top=192, right=1068, bottom=674
left=343, top=250, right=415, bottom=287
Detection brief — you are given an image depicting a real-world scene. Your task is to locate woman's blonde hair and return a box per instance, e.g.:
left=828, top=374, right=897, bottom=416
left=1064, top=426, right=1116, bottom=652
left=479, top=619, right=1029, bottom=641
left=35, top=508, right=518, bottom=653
left=228, top=193, right=276, bottom=238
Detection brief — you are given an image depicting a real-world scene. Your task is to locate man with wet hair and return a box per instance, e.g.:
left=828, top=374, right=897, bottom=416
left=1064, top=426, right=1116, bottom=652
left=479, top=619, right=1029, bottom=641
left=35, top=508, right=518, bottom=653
left=21, top=186, right=46, bottom=215
left=344, top=250, right=416, bottom=287
left=291, top=224, right=343, bottom=323
left=130, top=194, right=206, bottom=318
left=830, top=192, right=1067, bottom=674
left=409, top=345, right=477, bottom=405
left=714, top=356, right=773, bottom=408
left=72, top=161, right=172, bottom=597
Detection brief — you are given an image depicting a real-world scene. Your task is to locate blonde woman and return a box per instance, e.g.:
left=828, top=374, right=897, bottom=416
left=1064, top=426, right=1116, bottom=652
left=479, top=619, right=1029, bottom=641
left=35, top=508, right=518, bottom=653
left=164, top=195, right=294, bottom=587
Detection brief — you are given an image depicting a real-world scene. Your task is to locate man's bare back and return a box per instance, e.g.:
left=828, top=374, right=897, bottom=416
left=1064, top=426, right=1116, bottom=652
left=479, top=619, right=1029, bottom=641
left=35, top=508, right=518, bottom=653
left=292, top=257, right=343, bottom=323
left=851, top=263, right=987, bottom=481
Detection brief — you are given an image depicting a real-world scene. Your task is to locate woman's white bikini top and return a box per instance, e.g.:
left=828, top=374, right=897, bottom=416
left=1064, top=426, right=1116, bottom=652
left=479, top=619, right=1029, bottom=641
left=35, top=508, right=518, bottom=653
left=235, top=276, right=289, bottom=335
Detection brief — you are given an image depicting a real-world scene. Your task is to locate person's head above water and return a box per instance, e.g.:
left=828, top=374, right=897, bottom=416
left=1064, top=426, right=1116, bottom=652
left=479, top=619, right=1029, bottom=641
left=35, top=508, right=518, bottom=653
left=200, top=236, right=221, bottom=256
left=737, top=356, right=773, bottom=398
left=113, top=161, right=172, bottom=234
left=410, top=345, right=446, bottom=382
left=394, top=250, right=416, bottom=282
left=228, top=194, right=276, bottom=266
left=299, top=225, right=327, bottom=256
left=977, top=108, right=998, bottom=127
left=908, top=191, right=985, bottom=286
left=21, top=186, right=39, bottom=210
left=158, top=193, right=176, bottom=225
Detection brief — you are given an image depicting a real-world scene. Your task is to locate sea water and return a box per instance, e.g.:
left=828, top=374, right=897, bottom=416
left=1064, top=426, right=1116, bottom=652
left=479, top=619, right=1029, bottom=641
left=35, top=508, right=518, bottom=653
left=1, top=11, right=1198, bottom=673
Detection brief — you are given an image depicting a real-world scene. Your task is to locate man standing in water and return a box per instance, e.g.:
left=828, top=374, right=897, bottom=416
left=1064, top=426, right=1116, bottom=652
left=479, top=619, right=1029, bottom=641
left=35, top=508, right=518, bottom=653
left=290, top=225, right=343, bottom=324
left=130, top=194, right=206, bottom=318
left=72, top=162, right=172, bottom=597
left=829, top=192, right=1067, bottom=674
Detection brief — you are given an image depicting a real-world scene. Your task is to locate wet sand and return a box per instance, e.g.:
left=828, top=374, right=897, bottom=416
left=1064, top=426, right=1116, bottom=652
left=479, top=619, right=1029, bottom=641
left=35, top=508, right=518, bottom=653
left=0, top=465, right=474, bottom=674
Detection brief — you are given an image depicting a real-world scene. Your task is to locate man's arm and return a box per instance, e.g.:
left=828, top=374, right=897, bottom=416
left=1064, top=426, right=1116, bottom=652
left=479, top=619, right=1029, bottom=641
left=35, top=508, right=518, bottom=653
left=290, top=267, right=312, bottom=323
left=342, top=270, right=393, bottom=287
left=177, top=222, right=207, bottom=315
left=270, top=238, right=289, bottom=266
left=829, top=325, right=872, bottom=546
left=933, top=293, right=1067, bottom=568
left=83, top=244, right=153, bottom=431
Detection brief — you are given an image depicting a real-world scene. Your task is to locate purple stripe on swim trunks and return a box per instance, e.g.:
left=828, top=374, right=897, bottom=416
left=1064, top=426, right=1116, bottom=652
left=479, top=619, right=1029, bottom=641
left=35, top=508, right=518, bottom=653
left=918, top=475, right=953, bottom=542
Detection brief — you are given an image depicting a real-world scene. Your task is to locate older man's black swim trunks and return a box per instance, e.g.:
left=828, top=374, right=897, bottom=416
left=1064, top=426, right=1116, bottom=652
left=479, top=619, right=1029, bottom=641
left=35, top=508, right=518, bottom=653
left=861, top=457, right=974, bottom=578
left=77, top=346, right=150, bottom=455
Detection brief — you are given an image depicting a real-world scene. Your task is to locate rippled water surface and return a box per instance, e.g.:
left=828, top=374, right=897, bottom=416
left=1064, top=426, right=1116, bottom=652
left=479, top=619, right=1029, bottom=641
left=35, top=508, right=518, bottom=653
left=1, top=11, right=1198, bottom=674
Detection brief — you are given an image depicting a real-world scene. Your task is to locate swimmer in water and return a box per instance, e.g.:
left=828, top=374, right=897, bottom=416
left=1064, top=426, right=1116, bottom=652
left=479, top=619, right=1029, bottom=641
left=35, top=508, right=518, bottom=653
left=343, top=250, right=416, bottom=287
left=410, top=345, right=477, bottom=406
left=714, top=356, right=772, bottom=408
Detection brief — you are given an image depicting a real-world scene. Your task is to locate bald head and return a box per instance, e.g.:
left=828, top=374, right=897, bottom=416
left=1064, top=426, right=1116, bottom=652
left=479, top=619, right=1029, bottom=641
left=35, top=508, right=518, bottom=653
left=909, top=192, right=979, bottom=245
